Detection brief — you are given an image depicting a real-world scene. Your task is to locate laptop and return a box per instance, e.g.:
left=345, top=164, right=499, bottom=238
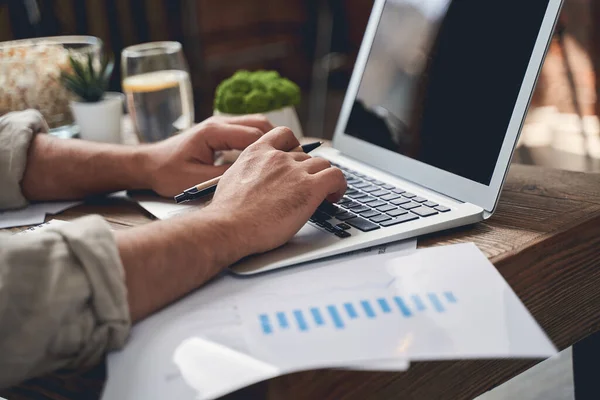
left=231, top=0, right=563, bottom=275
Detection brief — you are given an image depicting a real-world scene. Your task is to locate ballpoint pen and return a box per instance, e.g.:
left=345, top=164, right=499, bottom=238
left=174, top=141, right=323, bottom=203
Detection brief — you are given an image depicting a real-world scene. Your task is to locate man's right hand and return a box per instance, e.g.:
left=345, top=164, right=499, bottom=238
left=207, top=127, right=347, bottom=257
left=118, top=126, right=346, bottom=322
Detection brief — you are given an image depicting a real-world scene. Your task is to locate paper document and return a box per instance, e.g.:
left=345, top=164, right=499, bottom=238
left=128, top=193, right=207, bottom=220
left=0, top=201, right=81, bottom=228
left=103, top=239, right=416, bottom=400
left=103, top=241, right=555, bottom=400
left=240, top=243, right=556, bottom=363
left=14, top=219, right=70, bottom=234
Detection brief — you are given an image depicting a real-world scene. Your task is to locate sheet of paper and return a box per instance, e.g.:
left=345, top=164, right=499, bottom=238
left=14, top=219, right=70, bottom=234
left=0, top=201, right=81, bottom=228
left=238, top=243, right=556, bottom=367
left=103, top=239, right=417, bottom=400
left=128, top=193, right=207, bottom=220
left=383, top=243, right=558, bottom=360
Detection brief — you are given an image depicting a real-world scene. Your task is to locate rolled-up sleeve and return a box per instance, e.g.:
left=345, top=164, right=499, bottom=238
left=0, top=110, right=131, bottom=388
left=0, top=109, right=48, bottom=210
left=0, top=216, right=131, bottom=389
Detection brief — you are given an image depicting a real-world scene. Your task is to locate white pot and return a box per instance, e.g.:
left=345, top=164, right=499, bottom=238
left=214, top=106, right=304, bottom=139
left=70, top=92, right=124, bottom=143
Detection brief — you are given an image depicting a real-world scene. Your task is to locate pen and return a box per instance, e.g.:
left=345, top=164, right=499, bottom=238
left=174, top=141, right=323, bottom=203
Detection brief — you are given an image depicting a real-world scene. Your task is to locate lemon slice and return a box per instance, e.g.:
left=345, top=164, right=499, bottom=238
left=123, top=70, right=185, bottom=93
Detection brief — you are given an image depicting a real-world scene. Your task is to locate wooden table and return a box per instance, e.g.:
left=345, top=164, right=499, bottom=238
left=1, top=163, right=600, bottom=400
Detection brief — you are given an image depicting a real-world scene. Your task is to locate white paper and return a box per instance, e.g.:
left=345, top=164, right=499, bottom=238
left=0, top=201, right=81, bottom=228
left=348, top=359, right=410, bottom=371
left=383, top=243, right=558, bottom=360
left=14, top=219, right=70, bottom=234
left=103, top=239, right=417, bottom=400
left=238, top=243, right=556, bottom=368
left=128, top=193, right=206, bottom=220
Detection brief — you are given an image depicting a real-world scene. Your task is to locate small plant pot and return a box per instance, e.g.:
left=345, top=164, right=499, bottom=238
left=70, top=92, right=124, bottom=143
left=214, top=106, right=304, bottom=139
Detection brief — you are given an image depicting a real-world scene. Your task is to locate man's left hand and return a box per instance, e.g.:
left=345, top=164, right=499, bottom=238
left=142, top=114, right=274, bottom=197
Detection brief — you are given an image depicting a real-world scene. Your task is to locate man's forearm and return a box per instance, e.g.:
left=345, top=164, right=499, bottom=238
left=115, top=208, right=244, bottom=322
left=21, top=134, right=151, bottom=201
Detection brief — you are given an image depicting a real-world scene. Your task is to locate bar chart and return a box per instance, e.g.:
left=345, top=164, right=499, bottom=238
left=257, top=291, right=458, bottom=335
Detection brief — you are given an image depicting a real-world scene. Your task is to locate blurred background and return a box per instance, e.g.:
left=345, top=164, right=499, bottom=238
left=0, top=0, right=598, bottom=171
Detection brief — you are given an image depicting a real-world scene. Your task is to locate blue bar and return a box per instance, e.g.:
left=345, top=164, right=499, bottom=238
left=444, top=291, right=457, bottom=303
left=428, top=293, right=445, bottom=312
left=310, top=307, right=325, bottom=326
left=394, top=296, right=413, bottom=317
left=293, top=310, right=309, bottom=331
left=360, top=300, right=376, bottom=318
left=344, top=303, right=358, bottom=319
left=327, top=305, right=345, bottom=329
left=412, top=294, right=426, bottom=311
left=276, top=312, right=289, bottom=328
left=259, top=314, right=272, bottom=334
left=377, top=298, right=392, bottom=313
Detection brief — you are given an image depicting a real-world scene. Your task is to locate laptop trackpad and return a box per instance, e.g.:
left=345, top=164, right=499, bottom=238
left=230, top=223, right=340, bottom=275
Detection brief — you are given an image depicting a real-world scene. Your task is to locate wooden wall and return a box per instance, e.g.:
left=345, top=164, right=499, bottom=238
left=1, top=0, right=598, bottom=122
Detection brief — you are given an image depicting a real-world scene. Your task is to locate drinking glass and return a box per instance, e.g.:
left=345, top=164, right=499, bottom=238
left=121, top=41, right=194, bottom=143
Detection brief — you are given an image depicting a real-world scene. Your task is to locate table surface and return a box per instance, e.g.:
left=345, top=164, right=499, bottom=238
left=2, top=159, right=600, bottom=400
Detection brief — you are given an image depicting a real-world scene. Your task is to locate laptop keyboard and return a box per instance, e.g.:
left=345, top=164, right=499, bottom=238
left=308, top=161, right=451, bottom=238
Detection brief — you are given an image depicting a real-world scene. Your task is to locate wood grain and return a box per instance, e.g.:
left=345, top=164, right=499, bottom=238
left=1, top=162, right=599, bottom=400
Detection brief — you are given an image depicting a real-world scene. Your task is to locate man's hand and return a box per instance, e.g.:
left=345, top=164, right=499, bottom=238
left=143, top=114, right=273, bottom=197
left=117, top=126, right=346, bottom=321
left=118, top=127, right=345, bottom=321
left=21, top=114, right=273, bottom=201
left=208, top=126, right=347, bottom=255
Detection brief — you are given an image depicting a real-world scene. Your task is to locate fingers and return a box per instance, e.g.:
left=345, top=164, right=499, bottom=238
left=289, top=152, right=311, bottom=162
left=312, top=167, right=347, bottom=203
left=212, top=114, right=274, bottom=133
left=257, top=126, right=300, bottom=151
left=202, top=124, right=263, bottom=151
left=301, top=157, right=331, bottom=174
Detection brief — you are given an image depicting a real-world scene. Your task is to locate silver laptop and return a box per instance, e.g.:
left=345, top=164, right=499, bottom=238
left=232, top=0, right=563, bottom=275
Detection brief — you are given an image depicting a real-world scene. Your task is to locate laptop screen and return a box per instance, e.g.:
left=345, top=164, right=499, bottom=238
left=343, top=0, right=551, bottom=185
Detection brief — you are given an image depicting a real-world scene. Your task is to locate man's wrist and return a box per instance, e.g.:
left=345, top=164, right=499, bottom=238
left=192, top=205, right=251, bottom=267
left=125, top=144, right=157, bottom=191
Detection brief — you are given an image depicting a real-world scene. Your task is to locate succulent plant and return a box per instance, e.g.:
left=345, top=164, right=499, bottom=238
left=214, top=70, right=301, bottom=114
left=60, top=52, right=114, bottom=102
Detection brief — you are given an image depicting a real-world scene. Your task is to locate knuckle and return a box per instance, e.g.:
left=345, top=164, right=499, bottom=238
left=250, top=127, right=263, bottom=138
left=317, top=158, right=331, bottom=168
left=201, top=121, right=218, bottom=131
left=267, top=149, right=285, bottom=161
left=333, top=168, right=346, bottom=183
left=276, top=126, right=295, bottom=139
left=247, top=141, right=267, bottom=153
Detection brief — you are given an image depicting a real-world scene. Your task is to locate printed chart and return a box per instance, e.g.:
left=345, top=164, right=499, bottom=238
left=258, top=292, right=458, bottom=335
left=257, top=291, right=458, bottom=335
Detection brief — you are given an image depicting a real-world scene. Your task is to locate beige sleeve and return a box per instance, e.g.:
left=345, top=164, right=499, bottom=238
left=0, top=109, right=49, bottom=210
left=0, top=215, right=131, bottom=389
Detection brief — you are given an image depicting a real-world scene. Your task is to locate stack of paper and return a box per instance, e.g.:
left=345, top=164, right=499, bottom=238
left=0, top=201, right=81, bottom=228
left=102, top=242, right=556, bottom=400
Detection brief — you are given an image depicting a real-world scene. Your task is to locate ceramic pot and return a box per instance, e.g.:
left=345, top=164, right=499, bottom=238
left=70, top=91, right=124, bottom=143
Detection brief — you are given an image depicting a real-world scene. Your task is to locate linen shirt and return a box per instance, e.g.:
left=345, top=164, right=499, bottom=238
left=0, top=110, right=130, bottom=389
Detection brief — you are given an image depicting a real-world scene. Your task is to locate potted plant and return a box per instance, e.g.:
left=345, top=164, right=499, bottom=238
left=60, top=52, right=124, bottom=143
left=214, top=70, right=304, bottom=138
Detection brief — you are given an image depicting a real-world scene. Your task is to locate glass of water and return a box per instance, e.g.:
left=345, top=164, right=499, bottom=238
left=121, top=41, right=194, bottom=143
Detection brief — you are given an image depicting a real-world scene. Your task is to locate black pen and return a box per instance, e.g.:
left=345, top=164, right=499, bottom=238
left=174, top=141, right=323, bottom=203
